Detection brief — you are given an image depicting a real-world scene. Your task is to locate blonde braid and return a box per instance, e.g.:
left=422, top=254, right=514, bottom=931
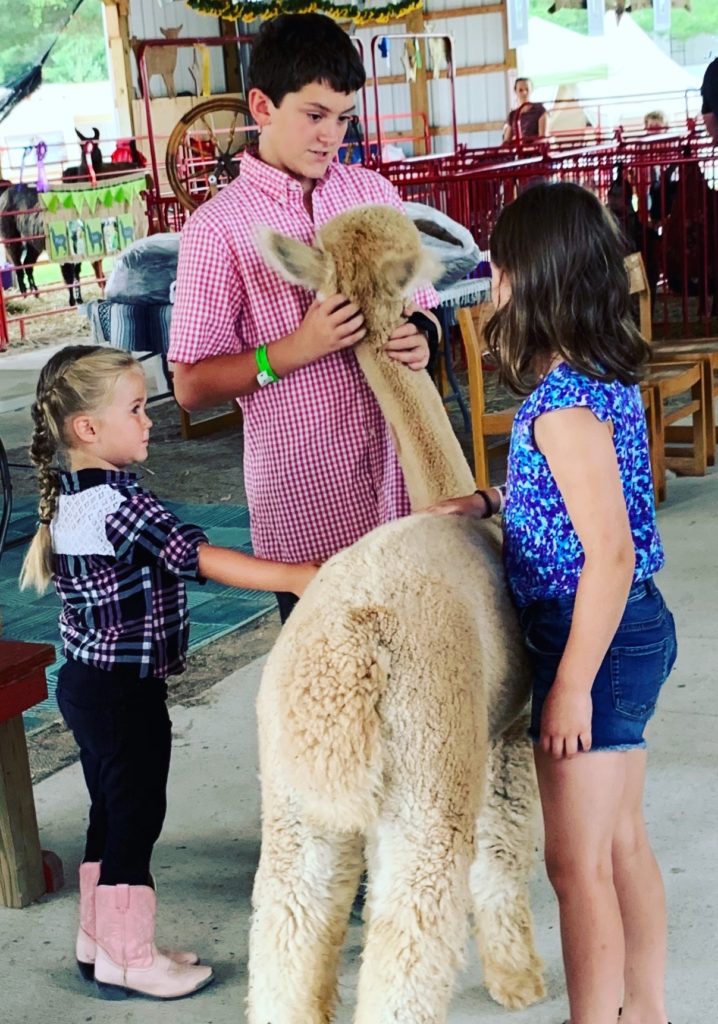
left=19, top=383, right=63, bottom=592
left=19, top=344, right=140, bottom=593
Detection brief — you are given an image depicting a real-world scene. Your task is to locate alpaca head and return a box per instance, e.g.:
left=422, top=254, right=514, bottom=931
left=256, top=205, right=439, bottom=341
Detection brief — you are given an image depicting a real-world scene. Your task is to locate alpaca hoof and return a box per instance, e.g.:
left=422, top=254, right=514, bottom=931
left=484, top=960, right=546, bottom=1009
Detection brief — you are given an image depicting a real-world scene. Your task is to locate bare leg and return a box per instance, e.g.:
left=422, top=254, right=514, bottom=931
left=612, top=750, right=668, bottom=1024
left=536, top=746, right=640, bottom=1024
left=247, top=785, right=363, bottom=1024
left=471, top=718, right=546, bottom=1009
left=355, top=808, right=475, bottom=1024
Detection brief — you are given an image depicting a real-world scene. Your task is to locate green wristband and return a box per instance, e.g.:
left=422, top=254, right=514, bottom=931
left=255, top=344, right=280, bottom=385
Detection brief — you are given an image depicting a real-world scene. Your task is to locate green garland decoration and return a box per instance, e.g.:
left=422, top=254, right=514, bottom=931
left=39, top=178, right=146, bottom=216
left=184, top=0, right=423, bottom=26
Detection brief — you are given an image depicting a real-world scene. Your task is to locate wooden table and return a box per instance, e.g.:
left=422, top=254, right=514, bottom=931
left=0, top=639, right=55, bottom=907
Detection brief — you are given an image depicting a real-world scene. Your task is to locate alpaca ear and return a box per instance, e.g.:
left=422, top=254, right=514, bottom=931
left=418, top=247, right=443, bottom=285
left=382, top=248, right=442, bottom=294
left=255, top=227, right=327, bottom=290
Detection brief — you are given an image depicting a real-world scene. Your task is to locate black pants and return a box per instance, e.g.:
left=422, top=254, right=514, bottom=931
left=275, top=591, right=298, bottom=625
left=57, top=658, right=171, bottom=886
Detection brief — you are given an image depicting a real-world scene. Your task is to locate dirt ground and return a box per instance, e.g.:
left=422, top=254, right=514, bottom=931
left=2, top=278, right=104, bottom=351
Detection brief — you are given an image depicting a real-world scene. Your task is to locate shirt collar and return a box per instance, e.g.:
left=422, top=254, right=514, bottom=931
left=58, top=468, right=140, bottom=494
left=239, top=150, right=337, bottom=204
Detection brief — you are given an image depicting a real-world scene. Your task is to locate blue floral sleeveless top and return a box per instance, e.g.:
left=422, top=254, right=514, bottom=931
left=503, top=362, right=664, bottom=607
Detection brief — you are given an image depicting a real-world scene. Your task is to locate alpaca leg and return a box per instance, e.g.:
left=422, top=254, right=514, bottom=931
left=73, top=264, right=83, bottom=305
left=470, top=714, right=546, bottom=1009
left=248, top=789, right=364, bottom=1024
left=60, top=262, right=76, bottom=306
left=24, top=249, right=39, bottom=297
left=6, top=243, right=25, bottom=294
left=354, top=809, right=476, bottom=1024
left=92, top=259, right=105, bottom=295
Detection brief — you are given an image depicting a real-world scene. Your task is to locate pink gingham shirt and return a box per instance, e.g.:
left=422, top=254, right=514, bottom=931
left=169, top=152, right=438, bottom=562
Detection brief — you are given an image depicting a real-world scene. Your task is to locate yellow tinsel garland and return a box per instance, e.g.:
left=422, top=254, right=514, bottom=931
left=184, top=0, right=423, bottom=26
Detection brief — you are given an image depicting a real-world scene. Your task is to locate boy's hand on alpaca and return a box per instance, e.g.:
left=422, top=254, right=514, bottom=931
left=539, top=683, right=593, bottom=759
left=294, top=294, right=366, bottom=362
left=385, top=306, right=431, bottom=370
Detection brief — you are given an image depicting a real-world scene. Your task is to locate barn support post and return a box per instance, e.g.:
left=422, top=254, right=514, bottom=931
left=405, top=11, right=430, bottom=157
left=102, top=0, right=135, bottom=139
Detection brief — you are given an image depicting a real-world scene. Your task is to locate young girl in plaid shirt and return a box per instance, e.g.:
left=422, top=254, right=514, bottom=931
left=20, top=345, right=317, bottom=1001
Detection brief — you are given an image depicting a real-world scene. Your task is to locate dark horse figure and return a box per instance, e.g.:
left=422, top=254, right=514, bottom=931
left=606, top=161, right=660, bottom=310
left=0, top=128, right=145, bottom=306
left=655, top=156, right=718, bottom=319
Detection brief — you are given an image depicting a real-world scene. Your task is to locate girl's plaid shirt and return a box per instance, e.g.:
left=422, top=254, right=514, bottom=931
left=51, top=469, right=207, bottom=680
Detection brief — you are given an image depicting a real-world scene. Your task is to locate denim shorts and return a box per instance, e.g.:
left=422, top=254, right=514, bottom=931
left=519, top=578, right=677, bottom=752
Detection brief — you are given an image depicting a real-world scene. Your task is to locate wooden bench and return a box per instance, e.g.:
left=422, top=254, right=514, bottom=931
left=626, top=252, right=717, bottom=471
left=0, top=639, right=55, bottom=907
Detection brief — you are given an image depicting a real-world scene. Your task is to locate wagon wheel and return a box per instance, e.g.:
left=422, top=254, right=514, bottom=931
left=165, top=97, right=254, bottom=212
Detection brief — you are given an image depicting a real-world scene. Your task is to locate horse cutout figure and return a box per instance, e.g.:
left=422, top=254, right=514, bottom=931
left=0, top=128, right=146, bottom=306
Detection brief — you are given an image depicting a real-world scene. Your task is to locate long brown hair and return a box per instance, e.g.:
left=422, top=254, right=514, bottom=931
left=485, top=181, right=650, bottom=395
left=19, top=346, right=139, bottom=593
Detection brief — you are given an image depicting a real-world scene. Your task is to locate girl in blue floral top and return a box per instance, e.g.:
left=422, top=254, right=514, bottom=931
left=432, top=183, right=676, bottom=1024
left=20, top=345, right=317, bottom=1002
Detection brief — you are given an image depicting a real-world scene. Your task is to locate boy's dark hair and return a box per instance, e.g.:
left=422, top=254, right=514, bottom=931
left=485, top=181, right=650, bottom=394
left=248, top=14, right=366, bottom=106
left=514, top=77, right=532, bottom=91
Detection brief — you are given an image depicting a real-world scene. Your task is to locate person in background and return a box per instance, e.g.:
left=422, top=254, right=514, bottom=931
left=644, top=110, right=668, bottom=132
left=502, top=77, right=548, bottom=144
left=700, top=57, right=718, bottom=142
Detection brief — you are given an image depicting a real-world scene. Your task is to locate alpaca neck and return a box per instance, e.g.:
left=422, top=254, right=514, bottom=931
left=354, top=319, right=475, bottom=510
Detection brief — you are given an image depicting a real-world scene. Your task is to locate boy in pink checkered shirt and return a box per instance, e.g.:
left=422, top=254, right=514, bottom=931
left=169, top=13, right=440, bottom=622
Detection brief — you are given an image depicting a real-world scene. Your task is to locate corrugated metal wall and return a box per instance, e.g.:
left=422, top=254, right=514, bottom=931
left=126, top=1, right=510, bottom=152
left=127, top=2, right=227, bottom=98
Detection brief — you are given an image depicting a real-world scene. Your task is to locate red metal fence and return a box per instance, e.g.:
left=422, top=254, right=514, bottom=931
left=2, top=120, right=717, bottom=348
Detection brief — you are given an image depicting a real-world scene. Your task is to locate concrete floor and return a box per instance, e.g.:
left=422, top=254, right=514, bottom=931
left=0, top=467, right=716, bottom=1023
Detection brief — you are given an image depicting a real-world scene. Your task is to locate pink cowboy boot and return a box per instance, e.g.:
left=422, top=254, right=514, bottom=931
left=75, top=865, right=200, bottom=981
left=93, top=884, right=213, bottom=1000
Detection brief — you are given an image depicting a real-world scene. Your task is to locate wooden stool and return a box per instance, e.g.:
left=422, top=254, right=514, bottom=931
left=649, top=360, right=709, bottom=479
left=0, top=640, right=55, bottom=907
left=651, top=347, right=718, bottom=466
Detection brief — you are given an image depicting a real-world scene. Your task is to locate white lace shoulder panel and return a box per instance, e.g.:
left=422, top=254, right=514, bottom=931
left=52, top=485, right=128, bottom=556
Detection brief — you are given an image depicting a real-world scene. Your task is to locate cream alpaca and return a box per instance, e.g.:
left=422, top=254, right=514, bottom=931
left=247, top=205, right=546, bottom=1023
